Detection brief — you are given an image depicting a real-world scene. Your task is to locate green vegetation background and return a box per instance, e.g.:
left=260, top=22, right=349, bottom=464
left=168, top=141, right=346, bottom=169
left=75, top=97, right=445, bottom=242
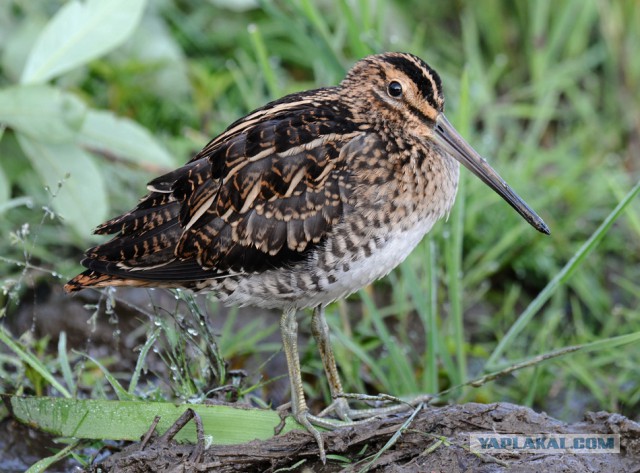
left=0, top=0, right=639, bottom=467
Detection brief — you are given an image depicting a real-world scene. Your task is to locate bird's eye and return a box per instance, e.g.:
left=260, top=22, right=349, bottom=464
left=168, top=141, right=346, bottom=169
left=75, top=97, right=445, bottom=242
left=387, top=81, right=403, bottom=98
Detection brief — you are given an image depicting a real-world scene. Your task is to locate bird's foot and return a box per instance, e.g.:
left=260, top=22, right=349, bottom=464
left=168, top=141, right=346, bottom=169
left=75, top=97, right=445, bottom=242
left=316, top=396, right=352, bottom=421
left=284, top=404, right=391, bottom=464
left=292, top=408, right=328, bottom=463
left=282, top=394, right=435, bottom=464
left=318, top=392, right=434, bottom=421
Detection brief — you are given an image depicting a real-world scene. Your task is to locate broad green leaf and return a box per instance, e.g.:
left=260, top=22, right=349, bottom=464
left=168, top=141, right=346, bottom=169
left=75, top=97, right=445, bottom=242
left=79, top=109, right=174, bottom=168
left=1, top=15, right=46, bottom=82
left=9, top=397, right=302, bottom=444
left=21, top=0, right=147, bottom=84
left=0, top=84, right=86, bottom=143
left=17, top=134, right=108, bottom=236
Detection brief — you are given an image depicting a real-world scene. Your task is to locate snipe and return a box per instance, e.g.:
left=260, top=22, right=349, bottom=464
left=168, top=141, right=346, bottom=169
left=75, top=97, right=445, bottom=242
left=66, top=52, right=549, bottom=461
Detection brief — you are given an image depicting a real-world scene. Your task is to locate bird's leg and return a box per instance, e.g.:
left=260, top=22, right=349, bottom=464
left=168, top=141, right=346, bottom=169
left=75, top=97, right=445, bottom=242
left=310, top=305, right=352, bottom=421
left=311, top=306, right=433, bottom=421
left=280, top=307, right=326, bottom=462
left=280, top=306, right=427, bottom=463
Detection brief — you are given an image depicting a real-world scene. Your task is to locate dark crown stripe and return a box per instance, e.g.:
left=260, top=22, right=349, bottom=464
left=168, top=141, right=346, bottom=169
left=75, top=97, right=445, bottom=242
left=382, top=54, right=442, bottom=110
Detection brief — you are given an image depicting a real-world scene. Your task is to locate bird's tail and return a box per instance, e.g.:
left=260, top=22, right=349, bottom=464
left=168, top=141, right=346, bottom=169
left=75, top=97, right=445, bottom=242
left=63, top=270, right=162, bottom=293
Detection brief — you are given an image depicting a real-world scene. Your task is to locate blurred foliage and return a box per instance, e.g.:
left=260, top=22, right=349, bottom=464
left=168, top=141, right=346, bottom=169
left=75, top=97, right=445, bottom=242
left=0, top=0, right=639, bottom=452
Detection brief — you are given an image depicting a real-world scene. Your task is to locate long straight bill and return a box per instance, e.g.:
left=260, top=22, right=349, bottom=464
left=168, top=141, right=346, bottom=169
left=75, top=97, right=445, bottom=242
left=433, top=114, right=550, bottom=235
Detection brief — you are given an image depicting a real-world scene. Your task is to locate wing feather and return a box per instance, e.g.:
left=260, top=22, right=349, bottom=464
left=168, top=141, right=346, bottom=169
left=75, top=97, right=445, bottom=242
left=66, top=89, right=366, bottom=291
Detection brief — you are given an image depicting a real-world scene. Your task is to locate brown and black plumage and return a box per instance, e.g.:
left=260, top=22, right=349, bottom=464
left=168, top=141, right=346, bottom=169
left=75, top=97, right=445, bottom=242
left=66, top=52, right=549, bottom=461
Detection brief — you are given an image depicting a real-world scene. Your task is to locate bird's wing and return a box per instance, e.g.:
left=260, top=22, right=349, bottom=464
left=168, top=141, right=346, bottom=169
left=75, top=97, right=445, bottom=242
left=73, top=93, right=368, bottom=285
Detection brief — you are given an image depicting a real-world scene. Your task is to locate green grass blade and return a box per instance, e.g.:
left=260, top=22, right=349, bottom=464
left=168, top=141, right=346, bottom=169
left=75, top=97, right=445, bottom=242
left=574, top=330, right=640, bottom=353
left=400, top=240, right=438, bottom=394
left=360, top=290, right=417, bottom=393
left=487, top=178, right=640, bottom=368
left=356, top=402, right=424, bottom=473
left=332, top=326, right=390, bottom=389
left=128, top=328, right=160, bottom=395
left=297, top=0, right=343, bottom=67
left=0, top=325, right=71, bottom=398
left=446, top=66, right=471, bottom=386
left=57, top=332, right=76, bottom=397
left=337, top=0, right=375, bottom=58
left=424, top=240, right=439, bottom=393
left=607, top=174, right=640, bottom=237
left=430, top=330, right=640, bottom=413
left=79, top=352, right=136, bottom=401
left=247, top=23, right=281, bottom=98
left=25, top=440, right=80, bottom=473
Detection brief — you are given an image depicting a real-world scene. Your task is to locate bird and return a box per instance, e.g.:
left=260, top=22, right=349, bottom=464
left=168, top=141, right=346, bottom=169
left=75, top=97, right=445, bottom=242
left=65, top=52, right=549, bottom=461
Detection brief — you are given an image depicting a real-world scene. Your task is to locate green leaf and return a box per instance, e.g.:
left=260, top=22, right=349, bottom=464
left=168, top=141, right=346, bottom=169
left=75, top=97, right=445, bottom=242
left=1, top=15, right=46, bottom=82
left=79, top=109, right=174, bottom=168
left=16, top=134, right=108, bottom=236
left=0, top=84, right=86, bottom=143
left=9, top=396, right=302, bottom=444
left=21, top=0, right=147, bottom=84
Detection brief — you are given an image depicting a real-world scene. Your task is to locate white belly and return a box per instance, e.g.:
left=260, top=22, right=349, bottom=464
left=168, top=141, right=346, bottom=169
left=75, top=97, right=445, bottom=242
left=305, top=217, right=436, bottom=306
left=221, top=215, right=437, bottom=309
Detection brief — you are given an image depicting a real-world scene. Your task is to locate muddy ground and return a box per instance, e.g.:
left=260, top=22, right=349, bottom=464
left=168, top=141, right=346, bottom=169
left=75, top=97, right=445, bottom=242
left=2, top=285, right=640, bottom=472
left=3, top=400, right=640, bottom=472
left=94, top=402, right=640, bottom=473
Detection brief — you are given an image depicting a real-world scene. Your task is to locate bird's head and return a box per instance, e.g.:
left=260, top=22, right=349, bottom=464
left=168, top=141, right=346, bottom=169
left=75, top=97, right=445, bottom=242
left=342, top=52, right=550, bottom=235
